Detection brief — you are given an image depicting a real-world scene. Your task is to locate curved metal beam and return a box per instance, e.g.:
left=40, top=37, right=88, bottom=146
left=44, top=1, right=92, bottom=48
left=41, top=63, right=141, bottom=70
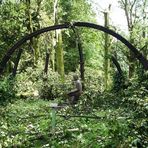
left=0, top=22, right=148, bottom=75
left=73, top=22, right=148, bottom=70
left=0, top=23, right=70, bottom=74
left=111, top=56, right=123, bottom=75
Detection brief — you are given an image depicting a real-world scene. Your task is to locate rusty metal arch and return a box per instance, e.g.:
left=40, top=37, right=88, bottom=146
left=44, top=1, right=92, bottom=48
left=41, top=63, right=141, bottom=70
left=0, top=22, right=148, bottom=75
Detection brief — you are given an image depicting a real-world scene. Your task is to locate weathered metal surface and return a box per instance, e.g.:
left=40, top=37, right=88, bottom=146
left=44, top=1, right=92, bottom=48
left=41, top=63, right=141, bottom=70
left=0, top=22, right=147, bottom=75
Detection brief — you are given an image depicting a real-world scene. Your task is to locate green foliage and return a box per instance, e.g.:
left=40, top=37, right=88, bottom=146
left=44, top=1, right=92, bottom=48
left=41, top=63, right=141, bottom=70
left=15, top=66, right=42, bottom=98
left=0, top=75, right=148, bottom=147
left=59, top=0, right=101, bottom=74
left=15, top=63, right=75, bottom=101
left=38, top=71, right=84, bottom=102
left=59, top=0, right=96, bottom=23
left=0, top=0, right=148, bottom=147
left=112, top=71, right=126, bottom=92
left=0, top=99, right=51, bottom=147
left=37, top=70, right=65, bottom=100
left=0, top=1, right=26, bottom=59
left=0, top=76, right=16, bottom=105
left=79, top=66, right=103, bottom=107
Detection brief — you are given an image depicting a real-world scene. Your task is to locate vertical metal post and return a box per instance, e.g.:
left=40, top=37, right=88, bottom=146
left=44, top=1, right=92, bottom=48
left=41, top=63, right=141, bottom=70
left=12, top=48, right=23, bottom=77
left=44, top=51, right=49, bottom=74
left=50, top=103, right=58, bottom=134
left=51, top=107, right=56, bottom=133
left=71, top=26, right=85, bottom=89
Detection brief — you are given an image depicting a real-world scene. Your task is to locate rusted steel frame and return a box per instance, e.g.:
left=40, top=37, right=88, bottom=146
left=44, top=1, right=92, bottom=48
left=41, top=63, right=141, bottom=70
left=12, top=48, right=23, bottom=76
left=111, top=56, right=123, bottom=75
left=0, top=23, right=70, bottom=74
left=0, top=22, right=148, bottom=75
left=71, top=26, right=84, bottom=83
left=44, top=52, right=50, bottom=74
left=74, top=22, right=148, bottom=70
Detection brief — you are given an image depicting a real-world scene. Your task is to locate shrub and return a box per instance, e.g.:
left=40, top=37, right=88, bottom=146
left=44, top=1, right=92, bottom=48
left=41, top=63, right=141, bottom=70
left=0, top=75, right=16, bottom=105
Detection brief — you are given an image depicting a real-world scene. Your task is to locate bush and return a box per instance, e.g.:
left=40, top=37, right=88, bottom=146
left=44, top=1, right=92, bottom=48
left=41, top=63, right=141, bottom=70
left=0, top=75, right=16, bottom=105
left=112, top=71, right=126, bottom=92
left=15, top=65, right=75, bottom=100
left=15, top=67, right=42, bottom=98
left=38, top=71, right=75, bottom=100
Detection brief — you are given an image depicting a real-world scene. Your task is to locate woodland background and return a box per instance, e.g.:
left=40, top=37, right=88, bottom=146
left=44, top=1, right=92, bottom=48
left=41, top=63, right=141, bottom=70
left=0, top=0, right=148, bottom=147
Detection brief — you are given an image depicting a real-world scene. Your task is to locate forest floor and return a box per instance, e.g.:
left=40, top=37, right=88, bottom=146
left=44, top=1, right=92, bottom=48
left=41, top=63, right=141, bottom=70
left=0, top=94, right=147, bottom=147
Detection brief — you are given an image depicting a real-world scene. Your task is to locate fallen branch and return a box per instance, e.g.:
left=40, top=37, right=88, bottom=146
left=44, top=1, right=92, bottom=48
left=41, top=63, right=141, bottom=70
left=57, top=114, right=102, bottom=119
left=18, top=114, right=48, bottom=120
left=7, top=128, right=87, bottom=147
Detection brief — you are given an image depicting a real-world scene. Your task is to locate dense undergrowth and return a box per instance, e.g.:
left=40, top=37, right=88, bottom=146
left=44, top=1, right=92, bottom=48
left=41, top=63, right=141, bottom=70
left=0, top=0, right=148, bottom=147
left=0, top=69, right=148, bottom=147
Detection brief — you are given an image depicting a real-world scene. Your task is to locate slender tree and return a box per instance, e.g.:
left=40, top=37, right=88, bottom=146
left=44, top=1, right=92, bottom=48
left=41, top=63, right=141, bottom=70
left=53, top=0, right=65, bottom=79
left=55, top=31, right=65, bottom=79
left=32, top=0, right=42, bottom=65
left=119, top=0, right=148, bottom=78
left=104, top=9, right=111, bottom=90
left=25, top=0, right=41, bottom=65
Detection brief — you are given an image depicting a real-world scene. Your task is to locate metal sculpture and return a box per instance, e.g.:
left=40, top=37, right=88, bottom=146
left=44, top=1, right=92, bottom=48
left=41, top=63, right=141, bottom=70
left=0, top=22, right=148, bottom=76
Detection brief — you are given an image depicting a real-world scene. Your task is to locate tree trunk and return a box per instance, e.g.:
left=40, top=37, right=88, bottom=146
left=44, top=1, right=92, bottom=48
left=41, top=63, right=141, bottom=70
left=51, top=48, right=55, bottom=71
left=33, top=0, right=41, bottom=65
left=119, top=0, right=137, bottom=78
left=104, top=12, right=110, bottom=90
left=53, top=0, right=65, bottom=79
left=142, top=0, right=147, bottom=58
left=55, top=31, right=65, bottom=79
left=26, top=0, right=33, bottom=34
left=25, top=0, right=41, bottom=65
